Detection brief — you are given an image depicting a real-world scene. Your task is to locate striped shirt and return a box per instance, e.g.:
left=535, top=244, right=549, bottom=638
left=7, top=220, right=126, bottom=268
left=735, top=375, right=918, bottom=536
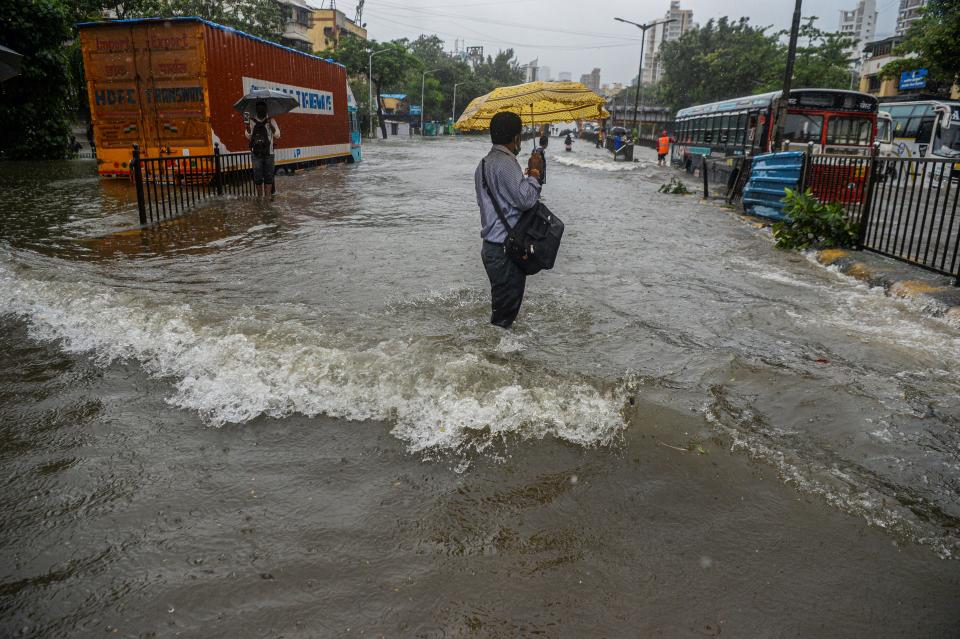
left=474, top=145, right=542, bottom=243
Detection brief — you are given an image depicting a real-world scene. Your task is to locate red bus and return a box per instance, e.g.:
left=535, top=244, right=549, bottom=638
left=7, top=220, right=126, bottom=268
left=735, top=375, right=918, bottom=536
left=673, top=89, right=879, bottom=201
left=673, top=89, right=879, bottom=163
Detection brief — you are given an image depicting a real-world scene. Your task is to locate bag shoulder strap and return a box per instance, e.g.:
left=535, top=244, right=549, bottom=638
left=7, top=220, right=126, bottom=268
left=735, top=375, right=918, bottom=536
left=480, top=158, right=514, bottom=233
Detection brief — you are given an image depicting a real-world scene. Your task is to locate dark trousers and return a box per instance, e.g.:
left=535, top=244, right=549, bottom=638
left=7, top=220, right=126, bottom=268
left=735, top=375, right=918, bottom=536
left=481, top=240, right=526, bottom=328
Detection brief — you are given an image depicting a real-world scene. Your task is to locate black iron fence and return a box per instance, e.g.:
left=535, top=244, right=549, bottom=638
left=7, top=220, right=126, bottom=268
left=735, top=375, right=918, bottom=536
left=803, top=153, right=959, bottom=281
left=132, top=143, right=255, bottom=225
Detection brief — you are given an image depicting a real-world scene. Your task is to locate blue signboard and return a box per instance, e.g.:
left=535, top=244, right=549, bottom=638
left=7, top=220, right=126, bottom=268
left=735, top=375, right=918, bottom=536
left=899, top=68, right=928, bottom=90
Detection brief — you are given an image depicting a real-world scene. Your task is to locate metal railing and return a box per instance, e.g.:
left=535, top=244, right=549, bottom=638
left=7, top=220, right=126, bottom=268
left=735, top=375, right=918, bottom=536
left=131, top=143, right=255, bottom=225
left=803, top=152, right=959, bottom=281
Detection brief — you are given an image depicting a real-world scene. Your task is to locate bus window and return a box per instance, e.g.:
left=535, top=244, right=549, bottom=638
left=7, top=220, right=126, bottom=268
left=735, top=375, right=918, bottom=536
left=694, top=117, right=704, bottom=143
left=915, top=117, right=935, bottom=144
left=783, top=113, right=823, bottom=143
left=933, top=121, right=960, bottom=157
left=703, top=117, right=713, bottom=144
left=876, top=116, right=892, bottom=144
left=734, top=113, right=746, bottom=145
left=826, top=116, right=872, bottom=145
left=719, top=115, right=730, bottom=143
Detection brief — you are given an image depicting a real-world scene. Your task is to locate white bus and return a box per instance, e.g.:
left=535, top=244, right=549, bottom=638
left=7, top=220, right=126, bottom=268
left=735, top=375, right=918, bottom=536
left=881, top=100, right=960, bottom=161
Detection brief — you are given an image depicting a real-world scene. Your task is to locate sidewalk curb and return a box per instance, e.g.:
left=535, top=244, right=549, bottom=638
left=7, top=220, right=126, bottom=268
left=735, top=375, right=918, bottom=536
left=815, top=249, right=960, bottom=318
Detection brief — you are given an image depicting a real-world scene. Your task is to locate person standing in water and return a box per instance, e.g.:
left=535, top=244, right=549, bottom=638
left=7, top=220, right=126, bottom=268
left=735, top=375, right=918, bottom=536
left=658, top=129, right=671, bottom=167
left=245, top=101, right=280, bottom=198
left=474, top=112, right=544, bottom=329
left=533, top=134, right=549, bottom=184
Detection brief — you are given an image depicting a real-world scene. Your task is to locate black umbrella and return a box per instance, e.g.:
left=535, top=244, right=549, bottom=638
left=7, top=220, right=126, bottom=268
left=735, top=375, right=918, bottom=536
left=232, top=89, right=299, bottom=118
left=0, top=44, right=23, bottom=82
left=609, top=126, right=628, bottom=134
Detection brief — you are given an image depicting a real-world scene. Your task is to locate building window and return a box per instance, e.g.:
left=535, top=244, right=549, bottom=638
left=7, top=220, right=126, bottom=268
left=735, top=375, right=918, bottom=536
left=867, top=75, right=881, bottom=92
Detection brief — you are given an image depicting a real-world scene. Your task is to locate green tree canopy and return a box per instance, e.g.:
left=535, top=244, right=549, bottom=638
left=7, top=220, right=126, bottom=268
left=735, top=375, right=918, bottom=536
left=880, top=0, right=960, bottom=92
left=657, top=16, right=853, bottom=113
left=0, top=0, right=76, bottom=159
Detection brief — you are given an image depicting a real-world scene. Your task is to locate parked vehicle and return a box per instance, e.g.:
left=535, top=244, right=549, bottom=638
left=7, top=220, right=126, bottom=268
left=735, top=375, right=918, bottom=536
left=879, top=99, right=960, bottom=161
left=672, top=89, right=879, bottom=166
left=78, top=17, right=357, bottom=178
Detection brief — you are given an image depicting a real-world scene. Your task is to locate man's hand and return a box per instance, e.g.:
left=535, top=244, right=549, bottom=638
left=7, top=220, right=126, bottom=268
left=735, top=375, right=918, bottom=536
left=527, top=151, right=544, bottom=175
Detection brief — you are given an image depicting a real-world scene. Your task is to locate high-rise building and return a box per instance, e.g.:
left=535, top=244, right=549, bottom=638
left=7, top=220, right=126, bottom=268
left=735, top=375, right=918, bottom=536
left=579, top=68, right=601, bottom=92
left=558, top=71, right=572, bottom=82
left=896, top=0, right=927, bottom=35
left=641, top=1, right=695, bottom=85
left=838, top=0, right=877, bottom=64
left=540, top=66, right=552, bottom=82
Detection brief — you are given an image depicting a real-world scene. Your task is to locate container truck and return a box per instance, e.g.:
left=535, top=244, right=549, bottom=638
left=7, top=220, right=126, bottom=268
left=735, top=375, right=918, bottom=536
left=78, top=17, right=358, bottom=178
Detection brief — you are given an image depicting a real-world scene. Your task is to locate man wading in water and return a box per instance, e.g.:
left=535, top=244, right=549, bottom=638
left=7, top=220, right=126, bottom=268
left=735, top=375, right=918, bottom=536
left=474, top=111, right=544, bottom=328
left=245, top=101, right=280, bottom=198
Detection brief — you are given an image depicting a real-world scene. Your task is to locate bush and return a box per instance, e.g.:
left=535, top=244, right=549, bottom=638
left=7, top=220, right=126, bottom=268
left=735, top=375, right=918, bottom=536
left=658, top=177, right=690, bottom=194
left=772, top=188, right=859, bottom=250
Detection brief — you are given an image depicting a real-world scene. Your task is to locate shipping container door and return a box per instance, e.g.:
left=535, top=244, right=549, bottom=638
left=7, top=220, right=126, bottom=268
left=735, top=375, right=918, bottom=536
left=136, top=22, right=210, bottom=155
left=81, top=25, right=149, bottom=164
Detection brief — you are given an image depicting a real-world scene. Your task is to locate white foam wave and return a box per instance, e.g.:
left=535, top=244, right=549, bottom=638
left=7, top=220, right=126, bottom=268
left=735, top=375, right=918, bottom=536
left=550, top=153, right=643, bottom=172
left=0, top=259, right=626, bottom=455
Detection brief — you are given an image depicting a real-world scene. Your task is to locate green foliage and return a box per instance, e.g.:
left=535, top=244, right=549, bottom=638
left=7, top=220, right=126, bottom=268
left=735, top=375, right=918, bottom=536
left=880, top=0, right=960, bottom=91
left=772, top=188, right=859, bottom=250
left=658, top=177, right=690, bottom=194
left=0, top=0, right=76, bottom=160
left=321, top=33, right=525, bottom=130
left=80, top=0, right=283, bottom=41
left=658, top=16, right=853, bottom=113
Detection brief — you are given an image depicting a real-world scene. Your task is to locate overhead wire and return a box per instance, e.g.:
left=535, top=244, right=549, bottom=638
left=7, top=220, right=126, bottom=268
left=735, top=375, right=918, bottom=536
left=364, top=0, right=645, bottom=42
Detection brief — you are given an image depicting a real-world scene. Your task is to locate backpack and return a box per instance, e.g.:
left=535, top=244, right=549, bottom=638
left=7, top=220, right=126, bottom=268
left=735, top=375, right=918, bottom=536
left=250, top=118, right=271, bottom=157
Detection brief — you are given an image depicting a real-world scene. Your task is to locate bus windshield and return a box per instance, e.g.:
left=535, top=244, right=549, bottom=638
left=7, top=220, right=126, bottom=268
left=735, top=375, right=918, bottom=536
left=877, top=117, right=892, bottom=144
left=826, top=116, right=872, bottom=145
left=934, top=123, right=960, bottom=157
left=783, top=113, right=823, bottom=143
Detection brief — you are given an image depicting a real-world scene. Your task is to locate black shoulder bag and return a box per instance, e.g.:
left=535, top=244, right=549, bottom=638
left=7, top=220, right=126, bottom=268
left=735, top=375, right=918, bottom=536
left=481, top=159, right=564, bottom=276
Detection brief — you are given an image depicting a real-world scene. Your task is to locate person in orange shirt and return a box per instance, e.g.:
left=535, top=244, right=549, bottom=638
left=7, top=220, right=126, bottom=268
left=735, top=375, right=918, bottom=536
left=657, top=130, right=670, bottom=167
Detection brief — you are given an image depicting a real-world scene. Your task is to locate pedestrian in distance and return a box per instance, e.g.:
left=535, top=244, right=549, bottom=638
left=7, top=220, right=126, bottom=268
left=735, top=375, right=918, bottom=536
left=474, top=111, right=544, bottom=329
left=245, top=101, right=280, bottom=198
left=564, top=133, right=573, bottom=152
left=658, top=129, right=671, bottom=167
left=533, top=134, right=549, bottom=184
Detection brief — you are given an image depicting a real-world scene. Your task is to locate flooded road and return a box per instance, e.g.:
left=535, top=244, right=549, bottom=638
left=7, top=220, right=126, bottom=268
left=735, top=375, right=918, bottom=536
left=1, top=138, right=959, bottom=636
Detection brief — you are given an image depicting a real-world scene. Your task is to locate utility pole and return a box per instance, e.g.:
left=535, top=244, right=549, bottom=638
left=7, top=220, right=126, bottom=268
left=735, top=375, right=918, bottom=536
left=775, top=0, right=803, bottom=149
left=368, top=48, right=388, bottom=139
left=452, top=81, right=466, bottom=126
left=420, top=68, right=439, bottom=136
left=615, top=16, right=674, bottom=140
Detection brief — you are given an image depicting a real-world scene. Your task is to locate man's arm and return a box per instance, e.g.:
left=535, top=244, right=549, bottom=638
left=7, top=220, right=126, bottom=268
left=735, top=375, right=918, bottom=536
left=271, top=119, right=280, bottom=139
left=499, top=158, right=541, bottom=211
left=244, top=120, right=251, bottom=140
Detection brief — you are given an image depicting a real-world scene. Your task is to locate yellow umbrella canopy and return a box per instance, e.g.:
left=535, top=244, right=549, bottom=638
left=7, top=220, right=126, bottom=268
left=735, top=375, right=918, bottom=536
left=454, top=80, right=609, bottom=131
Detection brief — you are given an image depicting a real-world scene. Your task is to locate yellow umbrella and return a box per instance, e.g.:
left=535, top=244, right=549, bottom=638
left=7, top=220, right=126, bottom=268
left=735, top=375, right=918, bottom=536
left=454, top=80, right=609, bottom=131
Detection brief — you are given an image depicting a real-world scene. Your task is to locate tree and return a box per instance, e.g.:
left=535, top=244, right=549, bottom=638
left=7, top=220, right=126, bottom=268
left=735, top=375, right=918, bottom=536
left=0, top=0, right=76, bottom=160
left=788, top=18, right=856, bottom=90
left=880, top=0, right=960, bottom=92
left=658, top=16, right=855, bottom=113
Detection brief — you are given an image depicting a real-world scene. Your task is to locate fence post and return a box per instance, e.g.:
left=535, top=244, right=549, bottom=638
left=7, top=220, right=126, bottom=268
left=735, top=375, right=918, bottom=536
left=799, top=141, right=814, bottom=191
left=702, top=156, right=709, bottom=198
left=132, top=144, right=147, bottom=226
left=856, top=145, right=879, bottom=249
left=214, top=142, right=223, bottom=196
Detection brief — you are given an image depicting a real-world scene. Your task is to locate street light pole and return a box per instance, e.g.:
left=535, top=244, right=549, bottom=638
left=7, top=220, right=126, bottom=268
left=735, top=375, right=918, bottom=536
left=775, top=0, right=803, bottom=149
left=452, top=81, right=466, bottom=126
left=614, top=16, right=674, bottom=140
left=368, top=48, right=389, bottom=139
left=420, top=68, right=439, bottom=136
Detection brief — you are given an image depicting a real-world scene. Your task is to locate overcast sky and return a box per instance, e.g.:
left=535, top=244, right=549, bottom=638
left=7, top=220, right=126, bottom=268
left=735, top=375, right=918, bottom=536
left=315, top=0, right=900, bottom=85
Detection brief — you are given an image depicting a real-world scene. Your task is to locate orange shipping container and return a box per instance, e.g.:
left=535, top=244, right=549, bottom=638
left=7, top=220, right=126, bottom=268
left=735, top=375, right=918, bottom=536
left=78, top=17, right=353, bottom=178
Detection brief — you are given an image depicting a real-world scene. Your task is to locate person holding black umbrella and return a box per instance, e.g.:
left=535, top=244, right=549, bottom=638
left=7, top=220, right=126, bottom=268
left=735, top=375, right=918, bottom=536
left=244, top=101, right=281, bottom=198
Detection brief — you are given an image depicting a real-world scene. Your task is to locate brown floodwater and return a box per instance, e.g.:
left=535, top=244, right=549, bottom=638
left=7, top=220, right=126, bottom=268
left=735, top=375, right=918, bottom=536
left=1, top=138, right=958, bottom=637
